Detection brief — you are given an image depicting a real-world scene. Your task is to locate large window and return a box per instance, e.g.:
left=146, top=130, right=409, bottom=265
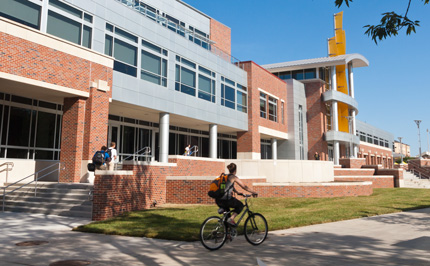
left=260, top=92, right=267, bottom=118
left=141, top=40, right=168, bottom=87
left=276, top=68, right=318, bottom=81
left=221, top=77, right=247, bottom=113
left=105, top=24, right=138, bottom=77
left=298, top=105, right=305, bottom=160
left=281, top=101, right=285, bottom=124
left=175, top=56, right=196, bottom=96
left=268, top=96, right=277, bottom=122
left=261, top=139, right=272, bottom=160
left=0, top=0, right=41, bottom=29
left=47, top=0, right=93, bottom=48
left=198, top=66, right=216, bottom=103
left=0, top=94, right=62, bottom=160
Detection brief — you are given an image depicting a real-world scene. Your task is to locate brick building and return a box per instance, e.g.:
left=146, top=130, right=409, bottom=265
left=0, top=0, right=400, bottom=220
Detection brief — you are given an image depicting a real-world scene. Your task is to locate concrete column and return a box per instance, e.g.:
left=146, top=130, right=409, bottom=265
left=352, top=109, right=357, bottom=157
left=209, top=124, right=217, bottom=159
left=334, top=141, right=340, bottom=165
left=159, top=113, right=169, bottom=163
left=348, top=63, right=355, bottom=98
left=332, top=101, right=339, bottom=131
left=40, top=0, right=49, bottom=33
left=331, top=66, right=337, bottom=91
left=271, top=138, right=277, bottom=160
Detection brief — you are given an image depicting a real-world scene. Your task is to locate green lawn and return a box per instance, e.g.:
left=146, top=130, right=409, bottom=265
left=74, top=188, right=430, bottom=241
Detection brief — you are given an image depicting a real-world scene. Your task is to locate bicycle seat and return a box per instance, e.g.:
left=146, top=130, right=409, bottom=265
left=217, top=208, right=225, bottom=214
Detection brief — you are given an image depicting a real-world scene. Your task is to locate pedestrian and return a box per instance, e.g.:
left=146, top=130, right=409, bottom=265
left=92, top=146, right=110, bottom=170
left=314, top=152, right=320, bottom=160
left=185, top=144, right=191, bottom=156
left=107, top=142, right=118, bottom=171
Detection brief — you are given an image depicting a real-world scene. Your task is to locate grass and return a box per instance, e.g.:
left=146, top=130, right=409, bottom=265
left=74, top=188, right=430, bottom=241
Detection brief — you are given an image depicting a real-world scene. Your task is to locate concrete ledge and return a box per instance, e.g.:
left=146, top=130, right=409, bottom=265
left=166, top=176, right=267, bottom=180
left=168, top=155, right=225, bottom=162
left=123, top=161, right=177, bottom=167
left=95, top=170, right=133, bottom=175
left=253, top=181, right=372, bottom=187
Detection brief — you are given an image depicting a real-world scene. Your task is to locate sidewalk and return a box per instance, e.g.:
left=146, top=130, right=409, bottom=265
left=1, top=209, right=430, bottom=265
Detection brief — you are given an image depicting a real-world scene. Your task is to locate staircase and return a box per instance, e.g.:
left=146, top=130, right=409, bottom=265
left=403, top=170, right=430, bottom=189
left=1, top=182, right=93, bottom=218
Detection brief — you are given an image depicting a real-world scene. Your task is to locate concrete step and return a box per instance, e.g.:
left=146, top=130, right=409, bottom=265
left=2, top=200, right=92, bottom=212
left=1, top=182, right=93, bottom=218
left=2, top=205, right=92, bottom=218
left=334, top=168, right=375, bottom=177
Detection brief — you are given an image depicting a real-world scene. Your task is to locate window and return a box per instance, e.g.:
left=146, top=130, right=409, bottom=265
left=326, top=104, right=332, bottom=131
left=141, top=40, right=168, bottom=87
left=281, top=101, right=285, bottom=124
left=198, top=67, right=216, bottom=102
left=175, top=56, right=196, bottom=96
left=260, top=92, right=267, bottom=118
left=105, top=24, right=138, bottom=77
left=221, top=77, right=246, bottom=112
left=0, top=0, right=41, bottom=29
left=0, top=93, right=62, bottom=160
left=268, top=96, right=277, bottom=122
left=47, top=0, right=93, bottom=48
left=304, top=68, right=317, bottom=79
left=298, top=105, right=305, bottom=160
left=278, top=71, right=291, bottom=80
left=261, top=139, right=272, bottom=160
left=236, top=84, right=247, bottom=113
left=292, top=70, right=304, bottom=80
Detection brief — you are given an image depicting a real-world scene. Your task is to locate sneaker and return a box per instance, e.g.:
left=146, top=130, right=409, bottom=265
left=227, top=218, right=237, bottom=227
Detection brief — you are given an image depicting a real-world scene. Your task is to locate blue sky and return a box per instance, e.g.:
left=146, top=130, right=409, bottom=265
left=183, top=0, right=430, bottom=156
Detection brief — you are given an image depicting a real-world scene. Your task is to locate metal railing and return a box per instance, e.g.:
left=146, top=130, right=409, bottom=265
left=116, top=147, right=152, bottom=170
left=1, top=162, right=65, bottom=212
left=409, top=168, right=430, bottom=180
left=183, top=145, right=198, bottom=156
left=408, top=160, right=430, bottom=179
left=0, top=162, right=14, bottom=184
left=115, top=0, right=243, bottom=67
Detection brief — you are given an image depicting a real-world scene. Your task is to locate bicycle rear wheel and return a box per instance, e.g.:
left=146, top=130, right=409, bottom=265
left=244, top=213, right=268, bottom=245
left=200, top=216, right=227, bottom=250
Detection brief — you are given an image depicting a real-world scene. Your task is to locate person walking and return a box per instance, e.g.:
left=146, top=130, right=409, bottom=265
left=107, top=142, right=118, bottom=170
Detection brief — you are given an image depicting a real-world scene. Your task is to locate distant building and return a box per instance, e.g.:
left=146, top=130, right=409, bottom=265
left=393, top=140, right=411, bottom=158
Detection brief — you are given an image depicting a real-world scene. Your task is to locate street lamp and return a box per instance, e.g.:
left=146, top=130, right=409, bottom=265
left=398, top=137, right=404, bottom=165
left=414, top=120, right=422, bottom=159
left=427, top=129, right=429, bottom=153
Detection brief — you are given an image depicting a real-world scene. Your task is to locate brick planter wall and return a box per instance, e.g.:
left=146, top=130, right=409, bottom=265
left=334, top=177, right=394, bottom=188
left=334, top=169, right=375, bottom=176
left=339, top=158, right=366, bottom=169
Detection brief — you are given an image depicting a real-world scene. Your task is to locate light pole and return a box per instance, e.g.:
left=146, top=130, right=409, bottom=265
left=398, top=137, right=404, bottom=164
left=427, top=129, right=429, bottom=153
left=414, top=120, right=422, bottom=159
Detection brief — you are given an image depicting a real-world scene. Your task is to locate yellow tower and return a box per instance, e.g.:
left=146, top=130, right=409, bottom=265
left=328, top=11, right=349, bottom=133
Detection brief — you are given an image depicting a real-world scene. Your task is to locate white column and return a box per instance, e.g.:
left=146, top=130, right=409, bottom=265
left=40, top=0, right=49, bottom=33
left=348, top=63, right=355, bottom=98
left=271, top=138, right=277, bottom=160
left=334, top=141, right=340, bottom=165
left=331, top=66, right=340, bottom=165
left=159, top=113, right=169, bottom=163
left=209, top=124, right=217, bottom=159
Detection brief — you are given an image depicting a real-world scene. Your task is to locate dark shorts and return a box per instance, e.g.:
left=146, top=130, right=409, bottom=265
left=215, top=197, right=244, bottom=214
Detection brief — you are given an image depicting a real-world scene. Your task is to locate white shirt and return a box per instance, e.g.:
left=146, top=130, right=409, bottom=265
left=109, top=147, right=118, bottom=163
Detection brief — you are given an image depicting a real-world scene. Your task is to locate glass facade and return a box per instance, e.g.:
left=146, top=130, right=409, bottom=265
left=0, top=94, right=62, bottom=160
left=0, top=0, right=41, bottom=29
left=268, top=96, right=277, bottom=122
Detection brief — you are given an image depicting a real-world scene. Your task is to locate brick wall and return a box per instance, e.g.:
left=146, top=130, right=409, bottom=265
left=304, top=81, right=329, bottom=161
left=1, top=29, right=113, bottom=183
left=334, top=168, right=376, bottom=176
left=334, top=177, right=394, bottom=188
left=358, top=143, right=393, bottom=168
left=339, top=158, right=366, bottom=169
left=210, top=19, right=231, bottom=56
left=237, top=62, right=287, bottom=154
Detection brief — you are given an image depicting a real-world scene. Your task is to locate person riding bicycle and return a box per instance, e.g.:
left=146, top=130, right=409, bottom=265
left=216, top=163, right=258, bottom=227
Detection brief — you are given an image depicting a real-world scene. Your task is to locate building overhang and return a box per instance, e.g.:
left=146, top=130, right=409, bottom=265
left=322, top=90, right=359, bottom=114
left=325, top=131, right=360, bottom=145
left=262, top=53, right=369, bottom=73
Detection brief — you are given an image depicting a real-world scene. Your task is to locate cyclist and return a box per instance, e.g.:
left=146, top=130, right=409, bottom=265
left=216, top=163, right=258, bottom=227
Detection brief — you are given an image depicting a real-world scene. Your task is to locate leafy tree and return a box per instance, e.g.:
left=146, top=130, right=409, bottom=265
left=335, top=0, right=429, bottom=44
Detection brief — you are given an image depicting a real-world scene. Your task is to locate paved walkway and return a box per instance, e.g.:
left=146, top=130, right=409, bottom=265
left=1, top=209, right=430, bottom=265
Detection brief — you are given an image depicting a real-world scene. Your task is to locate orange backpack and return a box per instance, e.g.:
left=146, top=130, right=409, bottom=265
left=208, top=173, right=229, bottom=199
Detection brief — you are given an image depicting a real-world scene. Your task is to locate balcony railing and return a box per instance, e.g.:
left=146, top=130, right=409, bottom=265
left=116, top=0, right=242, bottom=67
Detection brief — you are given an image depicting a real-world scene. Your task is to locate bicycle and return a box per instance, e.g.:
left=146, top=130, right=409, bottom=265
left=199, top=194, right=268, bottom=251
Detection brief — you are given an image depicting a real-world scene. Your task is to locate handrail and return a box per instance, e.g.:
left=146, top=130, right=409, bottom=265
left=408, top=160, right=430, bottom=179
left=0, top=162, right=14, bottom=184
left=188, top=145, right=199, bottom=156
left=115, top=0, right=243, bottom=67
left=116, top=147, right=152, bottom=170
left=2, top=162, right=65, bottom=212
left=410, top=168, right=430, bottom=180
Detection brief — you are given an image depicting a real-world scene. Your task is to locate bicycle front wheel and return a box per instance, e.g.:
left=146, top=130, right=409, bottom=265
left=200, top=216, right=227, bottom=250
left=244, top=213, right=268, bottom=245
